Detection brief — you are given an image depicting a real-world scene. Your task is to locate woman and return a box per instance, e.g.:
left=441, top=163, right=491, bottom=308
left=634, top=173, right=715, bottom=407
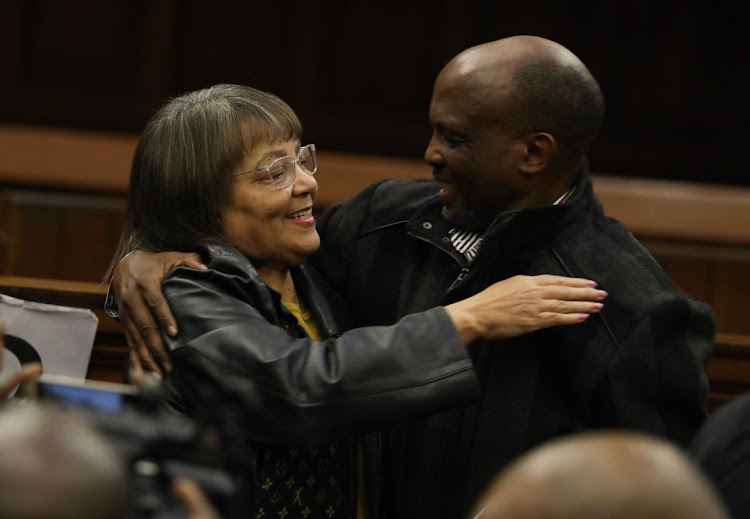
left=107, top=84, right=605, bottom=518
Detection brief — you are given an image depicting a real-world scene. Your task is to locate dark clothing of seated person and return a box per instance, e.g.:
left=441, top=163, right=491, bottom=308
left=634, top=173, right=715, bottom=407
left=106, top=84, right=607, bottom=518
left=690, top=391, right=750, bottom=519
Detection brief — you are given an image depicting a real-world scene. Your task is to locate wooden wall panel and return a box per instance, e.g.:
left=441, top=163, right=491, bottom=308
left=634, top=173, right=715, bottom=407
left=712, top=263, right=750, bottom=335
left=0, top=190, right=125, bottom=282
left=652, top=255, right=712, bottom=304
left=0, top=2, right=743, bottom=185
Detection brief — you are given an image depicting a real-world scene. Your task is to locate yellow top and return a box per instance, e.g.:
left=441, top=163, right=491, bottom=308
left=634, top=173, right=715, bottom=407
left=282, top=301, right=368, bottom=519
left=283, top=301, right=322, bottom=340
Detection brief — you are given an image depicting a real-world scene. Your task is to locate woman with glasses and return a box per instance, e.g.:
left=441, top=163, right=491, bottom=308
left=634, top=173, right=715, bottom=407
left=107, top=83, right=605, bottom=518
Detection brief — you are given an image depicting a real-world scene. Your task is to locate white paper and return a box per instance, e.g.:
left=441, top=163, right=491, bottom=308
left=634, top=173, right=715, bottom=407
left=0, top=293, right=98, bottom=388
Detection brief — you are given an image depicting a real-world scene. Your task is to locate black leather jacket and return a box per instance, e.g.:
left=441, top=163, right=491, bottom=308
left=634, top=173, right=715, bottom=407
left=159, top=242, right=480, bottom=516
left=312, top=166, right=716, bottom=518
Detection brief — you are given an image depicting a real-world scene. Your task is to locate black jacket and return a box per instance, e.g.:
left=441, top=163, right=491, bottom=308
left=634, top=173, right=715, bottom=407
left=311, top=167, right=716, bottom=518
left=159, top=242, right=479, bottom=517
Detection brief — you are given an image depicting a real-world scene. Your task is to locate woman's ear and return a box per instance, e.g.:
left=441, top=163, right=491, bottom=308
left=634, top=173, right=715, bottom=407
left=519, top=132, right=556, bottom=174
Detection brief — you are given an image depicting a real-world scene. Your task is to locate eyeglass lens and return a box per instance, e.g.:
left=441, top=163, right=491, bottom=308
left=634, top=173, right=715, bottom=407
left=270, top=145, right=316, bottom=188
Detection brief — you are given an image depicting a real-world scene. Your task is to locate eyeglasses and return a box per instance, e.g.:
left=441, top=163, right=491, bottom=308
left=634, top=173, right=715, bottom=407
left=234, top=144, right=317, bottom=189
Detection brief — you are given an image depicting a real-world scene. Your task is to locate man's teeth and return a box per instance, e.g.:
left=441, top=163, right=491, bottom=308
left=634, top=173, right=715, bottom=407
left=288, top=208, right=312, bottom=219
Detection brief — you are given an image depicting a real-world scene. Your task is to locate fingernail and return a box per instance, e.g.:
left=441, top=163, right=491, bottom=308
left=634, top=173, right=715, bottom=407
left=597, top=290, right=608, bottom=298
left=578, top=313, right=590, bottom=321
left=591, top=302, right=604, bottom=310
left=587, top=280, right=598, bottom=287
left=167, top=325, right=178, bottom=336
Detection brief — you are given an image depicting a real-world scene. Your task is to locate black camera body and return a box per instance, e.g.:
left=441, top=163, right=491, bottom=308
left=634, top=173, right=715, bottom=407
left=31, top=375, right=242, bottom=519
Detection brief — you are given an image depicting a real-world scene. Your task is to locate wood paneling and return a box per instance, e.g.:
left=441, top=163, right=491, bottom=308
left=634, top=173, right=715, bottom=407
left=0, top=2, right=743, bottom=185
left=0, top=190, right=125, bottom=282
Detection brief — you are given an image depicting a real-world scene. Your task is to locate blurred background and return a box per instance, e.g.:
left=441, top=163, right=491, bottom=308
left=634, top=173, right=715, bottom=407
left=0, top=0, right=745, bottom=184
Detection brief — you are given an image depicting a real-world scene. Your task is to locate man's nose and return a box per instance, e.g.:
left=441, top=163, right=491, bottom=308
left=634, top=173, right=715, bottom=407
left=424, top=134, right=445, bottom=167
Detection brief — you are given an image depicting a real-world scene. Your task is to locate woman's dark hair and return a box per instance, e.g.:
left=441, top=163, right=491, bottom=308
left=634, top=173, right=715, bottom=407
left=105, top=84, right=302, bottom=282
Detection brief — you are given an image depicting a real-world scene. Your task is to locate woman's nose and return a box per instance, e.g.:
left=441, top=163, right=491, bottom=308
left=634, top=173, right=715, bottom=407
left=292, top=163, right=318, bottom=194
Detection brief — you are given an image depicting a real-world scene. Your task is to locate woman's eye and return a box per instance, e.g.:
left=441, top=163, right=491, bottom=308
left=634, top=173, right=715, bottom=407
left=268, top=167, right=286, bottom=181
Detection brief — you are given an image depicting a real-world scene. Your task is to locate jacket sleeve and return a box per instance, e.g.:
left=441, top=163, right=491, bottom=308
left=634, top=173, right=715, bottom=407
left=595, top=294, right=715, bottom=446
left=161, top=266, right=479, bottom=449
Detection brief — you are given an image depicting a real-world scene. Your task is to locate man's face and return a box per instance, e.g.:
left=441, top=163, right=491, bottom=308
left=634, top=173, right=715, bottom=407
left=424, top=70, right=526, bottom=232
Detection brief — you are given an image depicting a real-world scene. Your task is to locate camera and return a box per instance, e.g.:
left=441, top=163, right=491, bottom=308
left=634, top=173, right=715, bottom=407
left=26, top=374, right=245, bottom=519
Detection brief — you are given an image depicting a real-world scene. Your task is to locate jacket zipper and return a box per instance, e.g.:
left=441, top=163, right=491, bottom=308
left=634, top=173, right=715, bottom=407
left=407, top=229, right=471, bottom=294
left=448, top=267, right=471, bottom=292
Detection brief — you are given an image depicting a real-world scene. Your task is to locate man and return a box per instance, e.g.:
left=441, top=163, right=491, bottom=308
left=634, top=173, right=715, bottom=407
left=309, top=34, right=714, bottom=518
left=109, top=35, right=714, bottom=518
left=471, top=431, right=729, bottom=519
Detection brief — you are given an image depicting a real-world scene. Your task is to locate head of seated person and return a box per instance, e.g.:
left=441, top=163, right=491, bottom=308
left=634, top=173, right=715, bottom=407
left=0, top=403, right=129, bottom=519
left=471, top=430, right=729, bottom=519
left=115, top=84, right=319, bottom=281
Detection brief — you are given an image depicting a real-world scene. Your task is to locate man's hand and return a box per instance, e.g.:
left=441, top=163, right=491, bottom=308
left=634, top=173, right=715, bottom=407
left=113, top=250, right=207, bottom=376
left=0, top=321, right=42, bottom=402
left=171, top=477, right=223, bottom=519
left=445, top=275, right=608, bottom=344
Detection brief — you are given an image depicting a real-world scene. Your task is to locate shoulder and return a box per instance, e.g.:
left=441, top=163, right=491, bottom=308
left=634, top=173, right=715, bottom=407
left=162, top=242, right=264, bottom=296
left=555, top=203, right=714, bottom=329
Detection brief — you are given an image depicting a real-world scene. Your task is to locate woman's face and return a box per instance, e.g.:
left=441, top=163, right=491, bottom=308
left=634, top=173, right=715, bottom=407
left=220, top=139, right=320, bottom=268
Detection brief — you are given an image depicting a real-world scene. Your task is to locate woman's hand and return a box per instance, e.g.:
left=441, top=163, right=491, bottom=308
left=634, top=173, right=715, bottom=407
left=112, top=250, right=207, bottom=376
left=445, top=275, right=607, bottom=344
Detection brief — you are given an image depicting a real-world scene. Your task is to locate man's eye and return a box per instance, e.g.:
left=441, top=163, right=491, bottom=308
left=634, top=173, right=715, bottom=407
left=448, top=134, right=469, bottom=146
left=439, top=132, right=467, bottom=148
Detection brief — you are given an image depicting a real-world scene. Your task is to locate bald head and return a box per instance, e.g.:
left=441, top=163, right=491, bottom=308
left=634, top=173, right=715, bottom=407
left=0, top=404, right=130, bottom=519
left=472, top=431, right=729, bottom=519
left=437, top=35, right=604, bottom=161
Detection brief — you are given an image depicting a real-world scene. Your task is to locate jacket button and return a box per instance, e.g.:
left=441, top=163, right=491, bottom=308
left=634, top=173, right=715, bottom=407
left=442, top=236, right=450, bottom=242
left=422, top=221, right=432, bottom=229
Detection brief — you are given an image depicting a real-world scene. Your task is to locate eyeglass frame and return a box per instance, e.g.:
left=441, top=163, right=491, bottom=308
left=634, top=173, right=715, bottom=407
left=232, top=143, right=317, bottom=189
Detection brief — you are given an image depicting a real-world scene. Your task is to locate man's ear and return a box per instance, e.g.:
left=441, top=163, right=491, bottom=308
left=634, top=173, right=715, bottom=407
left=519, top=132, right=556, bottom=174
